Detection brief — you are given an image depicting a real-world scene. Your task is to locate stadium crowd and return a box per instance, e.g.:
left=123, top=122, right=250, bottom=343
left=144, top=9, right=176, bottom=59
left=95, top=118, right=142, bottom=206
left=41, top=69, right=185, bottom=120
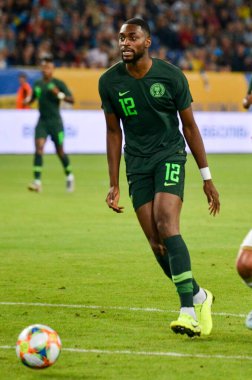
left=0, top=0, right=252, bottom=71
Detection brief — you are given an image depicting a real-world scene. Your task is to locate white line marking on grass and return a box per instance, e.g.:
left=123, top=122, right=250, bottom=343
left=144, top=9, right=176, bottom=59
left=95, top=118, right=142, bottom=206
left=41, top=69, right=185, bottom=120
left=1, top=345, right=252, bottom=361
left=0, top=302, right=246, bottom=318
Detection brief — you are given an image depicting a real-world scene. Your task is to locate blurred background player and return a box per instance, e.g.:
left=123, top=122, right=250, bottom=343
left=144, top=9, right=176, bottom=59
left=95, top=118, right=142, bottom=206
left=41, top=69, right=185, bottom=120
left=242, top=77, right=252, bottom=109
left=25, top=55, right=75, bottom=193
left=16, top=73, right=32, bottom=109
left=236, top=229, right=252, bottom=329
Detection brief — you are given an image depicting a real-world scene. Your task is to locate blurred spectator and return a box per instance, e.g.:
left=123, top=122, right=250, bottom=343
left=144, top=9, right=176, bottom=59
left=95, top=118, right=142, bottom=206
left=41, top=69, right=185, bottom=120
left=0, top=0, right=252, bottom=71
left=154, top=14, right=179, bottom=50
left=86, top=42, right=109, bottom=68
left=0, top=50, right=7, bottom=69
left=5, top=28, right=16, bottom=65
left=21, top=43, right=36, bottom=66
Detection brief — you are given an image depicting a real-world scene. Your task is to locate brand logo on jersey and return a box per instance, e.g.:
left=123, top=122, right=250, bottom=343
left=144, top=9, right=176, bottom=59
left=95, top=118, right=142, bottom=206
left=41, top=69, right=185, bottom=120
left=150, top=83, right=165, bottom=98
left=119, top=90, right=130, bottom=96
left=164, top=182, right=176, bottom=187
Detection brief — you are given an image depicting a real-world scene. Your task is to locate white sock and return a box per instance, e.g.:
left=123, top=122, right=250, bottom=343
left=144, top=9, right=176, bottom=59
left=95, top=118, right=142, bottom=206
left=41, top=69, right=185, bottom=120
left=193, top=288, right=207, bottom=304
left=180, top=307, right=197, bottom=320
left=34, top=179, right=41, bottom=185
left=67, top=173, right=74, bottom=180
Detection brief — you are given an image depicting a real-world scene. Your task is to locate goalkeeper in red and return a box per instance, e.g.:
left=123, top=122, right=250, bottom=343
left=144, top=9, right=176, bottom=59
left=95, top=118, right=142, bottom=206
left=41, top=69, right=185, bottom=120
left=99, top=18, right=220, bottom=337
left=26, top=55, right=75, bottom=192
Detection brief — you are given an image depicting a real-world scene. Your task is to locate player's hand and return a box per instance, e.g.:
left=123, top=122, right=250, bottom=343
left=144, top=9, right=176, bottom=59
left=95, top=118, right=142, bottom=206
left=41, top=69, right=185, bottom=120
left=243, top=94, right=252, bottom=109
left=51, top=86, right=60, bottom=96
left=247, top=94, right=252, bottom=105
left=106, top=186, right=124, bottom=213
left=203, top=180, right=220, bottom=216
left=47, top=83, right=59, bottom=96
left=23, top=96, right=32, bottom=105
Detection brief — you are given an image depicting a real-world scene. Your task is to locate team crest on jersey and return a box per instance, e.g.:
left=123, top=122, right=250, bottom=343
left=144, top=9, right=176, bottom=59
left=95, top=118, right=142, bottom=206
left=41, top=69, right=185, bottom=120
left=150, top=83, right=165, bottom=97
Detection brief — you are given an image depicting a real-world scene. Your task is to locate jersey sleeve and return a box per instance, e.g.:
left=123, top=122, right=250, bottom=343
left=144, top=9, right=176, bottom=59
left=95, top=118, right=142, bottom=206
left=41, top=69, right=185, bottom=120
left=31, top=81, right=38, bottom=101
left=247, top=78, right=252, bottom=94
left=98, top=75, right=115, bottom=113
left=173, top=70, right=193, bottom=111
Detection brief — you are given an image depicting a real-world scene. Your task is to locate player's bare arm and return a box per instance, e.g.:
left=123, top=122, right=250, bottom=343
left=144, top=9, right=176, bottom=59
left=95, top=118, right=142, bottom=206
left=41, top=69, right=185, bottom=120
left=105, top=112, right=124, bottom=213
left=180, top=106, right=220, bottom=216
left=243, top=93, right=252, bottom=109
left=23, top=91, right=35, bottom=105
left=50, top=85, right=74, bottom=104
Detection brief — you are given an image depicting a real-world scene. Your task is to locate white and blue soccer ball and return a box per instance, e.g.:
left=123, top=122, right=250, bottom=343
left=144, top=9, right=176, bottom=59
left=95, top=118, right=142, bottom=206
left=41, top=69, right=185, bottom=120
left=16, top=324, right=62, bottom=369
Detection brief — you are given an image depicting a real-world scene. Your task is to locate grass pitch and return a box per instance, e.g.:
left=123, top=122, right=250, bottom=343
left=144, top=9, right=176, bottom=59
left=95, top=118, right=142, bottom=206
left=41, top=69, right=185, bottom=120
left=0, top=153, right=252, bottom=380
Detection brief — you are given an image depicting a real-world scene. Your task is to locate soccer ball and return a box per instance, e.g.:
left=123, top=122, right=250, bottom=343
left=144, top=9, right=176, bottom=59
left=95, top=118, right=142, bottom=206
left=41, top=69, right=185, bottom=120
left=16, top=324, right=62, bottom=369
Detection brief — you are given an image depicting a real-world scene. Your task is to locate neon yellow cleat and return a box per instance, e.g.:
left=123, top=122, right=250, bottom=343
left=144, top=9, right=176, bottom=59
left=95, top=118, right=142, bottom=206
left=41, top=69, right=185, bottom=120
left=170, top=313, right=201, bottom=338
left=194, top=289, right=214, bottom=335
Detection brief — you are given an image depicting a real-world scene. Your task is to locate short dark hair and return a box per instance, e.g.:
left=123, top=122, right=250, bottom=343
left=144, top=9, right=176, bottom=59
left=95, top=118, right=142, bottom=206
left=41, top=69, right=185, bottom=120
left=40, top=54, right=54, bottom=64
left=123, top=18, right=151, bottom=36
left=19, top=72, right=27, bottom=79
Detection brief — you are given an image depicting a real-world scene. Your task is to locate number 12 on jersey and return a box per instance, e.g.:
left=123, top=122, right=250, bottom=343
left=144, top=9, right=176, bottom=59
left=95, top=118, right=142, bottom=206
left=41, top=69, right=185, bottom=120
left=119, top=97, right=138, bottom=116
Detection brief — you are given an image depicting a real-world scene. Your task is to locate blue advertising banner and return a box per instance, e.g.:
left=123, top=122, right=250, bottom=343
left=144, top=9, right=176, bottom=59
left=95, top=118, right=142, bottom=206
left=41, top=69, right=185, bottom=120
left=0, top=68, right=40, bottom=95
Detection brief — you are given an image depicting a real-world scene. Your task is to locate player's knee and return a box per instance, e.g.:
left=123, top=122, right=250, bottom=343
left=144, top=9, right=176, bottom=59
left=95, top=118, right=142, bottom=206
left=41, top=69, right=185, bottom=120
left=56, top=146, right=64, bottom=157
left=35, top=147, right=43, bottom=155
left=156, top=217, right=176, bottom=238
left=148, top=237, right=166, bottom=256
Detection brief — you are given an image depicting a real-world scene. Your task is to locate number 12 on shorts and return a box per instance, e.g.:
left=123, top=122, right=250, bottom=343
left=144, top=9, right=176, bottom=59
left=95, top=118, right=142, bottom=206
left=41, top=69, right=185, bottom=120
left=164, top=163, right=180, bottom=184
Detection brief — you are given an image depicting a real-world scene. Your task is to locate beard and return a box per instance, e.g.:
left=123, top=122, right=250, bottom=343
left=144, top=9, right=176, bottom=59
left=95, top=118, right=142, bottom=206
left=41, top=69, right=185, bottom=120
left=121, top=49, right=145, bottom=64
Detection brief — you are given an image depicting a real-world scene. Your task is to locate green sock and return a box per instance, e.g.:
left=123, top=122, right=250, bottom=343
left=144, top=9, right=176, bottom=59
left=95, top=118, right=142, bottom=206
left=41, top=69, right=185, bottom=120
left=163, top=235, right=194, bottom=307
left=155, top=254, right=200, bottom=296
left=59, top=154, right=72, bottom=175
left=33, top=153, right=42, bottom=180
left=192, top=278, right=200, bottom=296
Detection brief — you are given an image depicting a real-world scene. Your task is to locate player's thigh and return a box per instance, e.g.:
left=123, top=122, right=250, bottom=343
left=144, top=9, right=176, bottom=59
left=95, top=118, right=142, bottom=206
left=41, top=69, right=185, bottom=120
left=51, top=128, right=65, bottom=148
left=154, top=192, right=182, bottom=231
left=35, top=121, right=48, bottom=141
left=127, top=173, right=155, bottom=212
left=136, top=201, right=163, bottom=253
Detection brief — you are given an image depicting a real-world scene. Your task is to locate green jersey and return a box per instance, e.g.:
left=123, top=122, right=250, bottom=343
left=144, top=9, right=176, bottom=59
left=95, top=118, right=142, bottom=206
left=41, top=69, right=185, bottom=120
left=248, top=77, right=252, bottom=94
left=32, top=78, right=72, bottom=121
left=99, top=58, right=192, bottom=157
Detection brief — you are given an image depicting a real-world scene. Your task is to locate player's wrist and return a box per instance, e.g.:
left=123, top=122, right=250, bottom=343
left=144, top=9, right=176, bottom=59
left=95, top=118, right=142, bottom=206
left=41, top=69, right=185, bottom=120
left=57, top=92, right=66, bottom=100
left=200, top=167, right=212, bottom=181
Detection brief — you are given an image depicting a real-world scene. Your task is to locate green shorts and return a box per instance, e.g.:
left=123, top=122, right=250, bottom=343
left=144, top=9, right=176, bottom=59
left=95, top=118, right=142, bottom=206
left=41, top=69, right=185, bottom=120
left=126, top=155, right=186, bottom=211
left=35, top=119, right=65, bottom=146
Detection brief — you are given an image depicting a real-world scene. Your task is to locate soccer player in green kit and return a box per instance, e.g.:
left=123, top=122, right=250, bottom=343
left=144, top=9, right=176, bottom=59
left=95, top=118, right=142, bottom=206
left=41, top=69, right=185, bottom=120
left=99, top=18, right=220, bottom=337
left=26, top=55, right=75, bottom=192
